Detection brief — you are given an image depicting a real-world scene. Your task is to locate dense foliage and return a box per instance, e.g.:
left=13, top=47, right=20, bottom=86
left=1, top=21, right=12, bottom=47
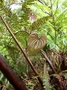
left=0, top=0, right=67, bottom=90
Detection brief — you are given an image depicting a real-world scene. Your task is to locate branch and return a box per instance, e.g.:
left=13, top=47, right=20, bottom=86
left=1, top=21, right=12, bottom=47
left=40, top=49, right=57, bottom=73
left=0, top=54, right=27, bottom=90
left=14, top=30, right=29, bottom=35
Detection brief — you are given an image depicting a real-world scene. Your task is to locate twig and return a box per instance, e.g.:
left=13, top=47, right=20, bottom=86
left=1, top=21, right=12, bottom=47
left=40, top=49, right=57, bottom=73
left=14, top=30, right=29, bottom=35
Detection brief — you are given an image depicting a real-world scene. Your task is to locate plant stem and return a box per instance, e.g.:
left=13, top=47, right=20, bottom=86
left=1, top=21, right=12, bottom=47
left=40, top=49, right=57, bottom=73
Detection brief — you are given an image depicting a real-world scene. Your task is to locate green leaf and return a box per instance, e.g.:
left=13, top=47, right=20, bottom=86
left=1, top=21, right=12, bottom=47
left=15, top=31, right=29, bottom=48
left=29, top=16, right=51, bottom=30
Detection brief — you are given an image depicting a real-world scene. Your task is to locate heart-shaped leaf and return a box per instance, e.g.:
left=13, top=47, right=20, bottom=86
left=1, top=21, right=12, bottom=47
left=27, top=32, right=47, bottom=55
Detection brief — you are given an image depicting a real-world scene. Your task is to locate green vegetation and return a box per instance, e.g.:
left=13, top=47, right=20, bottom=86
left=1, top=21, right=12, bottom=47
left=0, top=0, right=67, bottom=90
